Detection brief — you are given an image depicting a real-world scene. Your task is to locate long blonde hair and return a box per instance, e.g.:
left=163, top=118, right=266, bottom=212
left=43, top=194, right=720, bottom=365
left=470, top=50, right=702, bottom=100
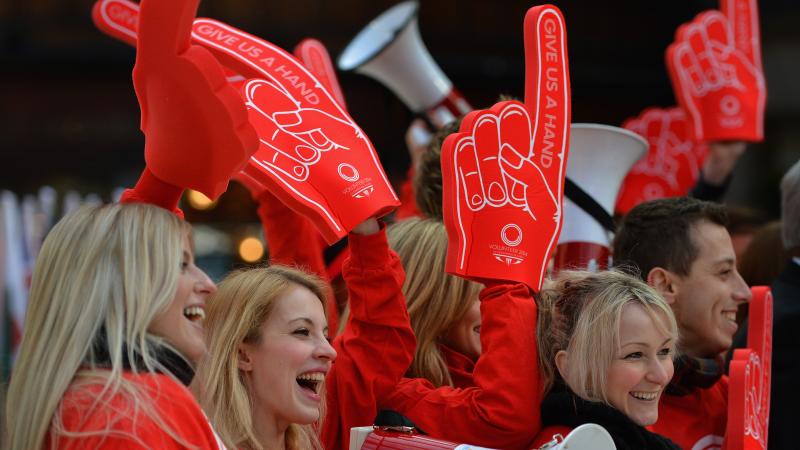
left=537, top=269, right=678, bottom=404
left=5, top=203, right=191, bottom=450
left=196, top=265, right=328, bottom=450
left=387, top=218, right=481, bottom=387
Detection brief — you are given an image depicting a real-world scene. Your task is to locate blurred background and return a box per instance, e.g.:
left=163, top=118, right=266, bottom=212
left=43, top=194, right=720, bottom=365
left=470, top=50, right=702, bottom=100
left=0, top=0, right=798, bottom=291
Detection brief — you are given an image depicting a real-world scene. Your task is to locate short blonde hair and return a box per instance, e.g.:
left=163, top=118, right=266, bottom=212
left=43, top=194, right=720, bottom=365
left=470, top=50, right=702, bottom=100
left=387, top=218, right=481, bottom=387
left=195, top=265, right=328, bottom=450
left=537, top=269, right=678, bottom=404
left=6, top=203, right=191, bottom=450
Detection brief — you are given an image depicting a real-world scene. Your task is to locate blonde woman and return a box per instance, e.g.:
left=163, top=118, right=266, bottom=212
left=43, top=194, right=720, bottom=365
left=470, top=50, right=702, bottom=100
left=196, top=218, right=416, bottom=450
left=533, top=270, right=681, bottom=450
left=377, top=218, right=541, bottom=449
left=5, top=203, right=220, bottom=450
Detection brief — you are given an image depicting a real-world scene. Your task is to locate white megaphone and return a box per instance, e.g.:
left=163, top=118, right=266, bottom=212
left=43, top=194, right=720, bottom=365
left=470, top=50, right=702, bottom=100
left=338, top=1, right=472, bottom=128
left=537, top=424, right=617, bottom=450
left=554, top=124, right=648, bottom=272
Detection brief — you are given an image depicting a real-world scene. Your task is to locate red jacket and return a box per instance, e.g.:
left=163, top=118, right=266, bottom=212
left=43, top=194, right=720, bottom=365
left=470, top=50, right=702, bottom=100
left=48, top=372, right=221, bottom=449
left=648, top=376, right=728, bottom=450
left=381, top=283, right=541, bottom=450
left=321, top=228, right=417, bottom=450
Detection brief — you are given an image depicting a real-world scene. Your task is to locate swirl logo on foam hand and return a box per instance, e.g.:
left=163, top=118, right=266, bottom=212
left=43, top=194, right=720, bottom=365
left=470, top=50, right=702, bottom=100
left=501, top=224, right=523, bottom=247
left=337, top=163, right=360, bottom=182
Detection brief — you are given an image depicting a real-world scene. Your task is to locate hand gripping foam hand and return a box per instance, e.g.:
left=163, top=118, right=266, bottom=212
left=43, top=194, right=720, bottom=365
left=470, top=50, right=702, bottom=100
left=615, top=107, right=710, bottom=214
left=92, top=0, right=399, bottom=242
left=124, top=0, right=258, bottom=207
left=666, top=0, right=766, bottom=142
left=441, top=4, right=570, bottom=292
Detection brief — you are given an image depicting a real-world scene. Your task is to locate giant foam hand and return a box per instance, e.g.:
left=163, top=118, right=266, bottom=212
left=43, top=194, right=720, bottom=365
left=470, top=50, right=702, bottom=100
left=441, top=5, right=570, bottom=291
left=185, top=20, right=398, bottom=244
left=616, top=107, right=709, bottom=214
left=666, top=0, right=765, bottom=142
left=727, top=286, right=772, bottom=450
left=130, top=0, right=258, bottom=200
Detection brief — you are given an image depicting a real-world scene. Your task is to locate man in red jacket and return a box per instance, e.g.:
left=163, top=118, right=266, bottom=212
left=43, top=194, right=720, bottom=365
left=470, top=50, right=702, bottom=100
left=613, top=197, right=751, bottom=449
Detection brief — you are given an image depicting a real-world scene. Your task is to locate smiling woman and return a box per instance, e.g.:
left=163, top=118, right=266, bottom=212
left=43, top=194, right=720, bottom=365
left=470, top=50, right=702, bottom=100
left=533, top=269, right=682, bottom=450
left=5, top=203, right=222, bottom=450
left=196, top=265, right=334, bottom=450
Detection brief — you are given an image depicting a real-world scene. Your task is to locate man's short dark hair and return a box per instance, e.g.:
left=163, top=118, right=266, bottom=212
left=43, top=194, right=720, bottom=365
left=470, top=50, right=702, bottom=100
left=613, top=197, right=728, bottom=278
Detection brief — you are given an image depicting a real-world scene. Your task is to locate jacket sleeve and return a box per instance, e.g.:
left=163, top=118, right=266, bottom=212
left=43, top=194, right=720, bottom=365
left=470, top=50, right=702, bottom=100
left=255, top=190, right=328, bottom=278
left=381, top=282, right=541, bottom=449
left=119, top=167, right=185, bottom=217
left=321, top=226, right=417, bottom=450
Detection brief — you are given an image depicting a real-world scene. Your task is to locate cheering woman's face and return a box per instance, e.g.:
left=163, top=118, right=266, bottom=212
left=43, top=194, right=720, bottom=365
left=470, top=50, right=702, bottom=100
left=149, top=235, right=216, bottom=363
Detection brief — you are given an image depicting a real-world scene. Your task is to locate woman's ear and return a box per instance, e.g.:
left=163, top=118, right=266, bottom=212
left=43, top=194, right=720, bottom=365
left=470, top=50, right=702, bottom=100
left=555, top=350, right=569, bottom=380
left=647, top=267, right=678, bottom=305
left=237, top=344, right=253, bottom=371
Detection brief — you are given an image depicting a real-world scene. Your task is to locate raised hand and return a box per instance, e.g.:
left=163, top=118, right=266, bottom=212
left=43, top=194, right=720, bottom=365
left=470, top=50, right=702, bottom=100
left=441, top=5, right=570, bottom=291
left=666, top=0, right=766, bottom=142
left=616, top=107, right=709, bottom=214
left=131, top=0, right=258, bottom=200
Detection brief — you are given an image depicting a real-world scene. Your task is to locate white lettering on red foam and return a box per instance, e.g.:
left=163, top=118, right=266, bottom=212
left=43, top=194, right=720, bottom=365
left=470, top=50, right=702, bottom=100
left=108, top=4, right=136, bottom=28
left=273, top=65, right=320, bottom=105
left=540, top=16, right=561, bottom=169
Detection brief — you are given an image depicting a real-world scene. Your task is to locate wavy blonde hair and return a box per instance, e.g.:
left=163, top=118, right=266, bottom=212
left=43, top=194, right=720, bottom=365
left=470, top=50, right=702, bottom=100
left=195, top=265, right=328, bottom=450
left=5, top=203, right=192, bottom=450
left=387, top=218, right=481, bottom=387
left=537, top=269, right=678, bottom=403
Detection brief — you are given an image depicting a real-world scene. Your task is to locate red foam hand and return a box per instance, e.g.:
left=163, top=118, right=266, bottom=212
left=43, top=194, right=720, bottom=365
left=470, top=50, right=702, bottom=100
left=294, top=39, right=348, bottom=110
left=726, top=286, right=772, bottom=450
left=616, top=107, right=709, bottom=214
left=441, top=5, right=570, bottom=291
left=131, top=0, right=258, bottom=200
left=184, top=20, right=398, bottom=243
left=93, top=0, right=248, bottom=89
left=666, top=0, right=765, bottom=142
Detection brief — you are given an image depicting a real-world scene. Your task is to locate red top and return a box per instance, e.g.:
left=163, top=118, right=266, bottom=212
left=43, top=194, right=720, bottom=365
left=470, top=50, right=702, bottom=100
left=48, top=372, right=221, bottom=449
left=381, top=283, right=541, bottom=449
left=395, top=167, right=423, bottom=220
left=321, top=228, right=417, bottom=450
left=648, top=376, right=729, bottom=450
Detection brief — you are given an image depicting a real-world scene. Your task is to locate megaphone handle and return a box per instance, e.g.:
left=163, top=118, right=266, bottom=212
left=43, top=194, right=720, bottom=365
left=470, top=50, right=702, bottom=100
left=424, top=88, right=472, bottom=129
left=564, top=177, right=615, bottom=232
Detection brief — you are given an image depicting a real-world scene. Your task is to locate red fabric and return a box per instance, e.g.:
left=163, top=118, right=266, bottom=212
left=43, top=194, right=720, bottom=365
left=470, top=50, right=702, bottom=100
left=648, top=376, right=729, bottom=450
left=321, top=227, right=416, bottom=450
left=395, top=167, right=422, bottom=220
left=441, top=344, right=475, bottom=389
left=119, top=167, right=185, bottom=217
left=133, top=0, right=258, bottom=200
left=254, top=189, right=341, bottom=335
left=531, top=425, right=573, bottom=449
left=48, top=372, right=220, bottom=449
left=381, top=283, right=541, bottom=450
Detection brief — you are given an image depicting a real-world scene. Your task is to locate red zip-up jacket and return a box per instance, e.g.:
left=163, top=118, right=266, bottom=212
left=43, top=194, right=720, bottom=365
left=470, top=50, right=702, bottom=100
left=321, top=227, right=417, bottom=450
left=381, top=283, right=541, bottom=450
left=648, top=376, right=728, bottom=450
left=49, top=372, right=222, bottom=449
